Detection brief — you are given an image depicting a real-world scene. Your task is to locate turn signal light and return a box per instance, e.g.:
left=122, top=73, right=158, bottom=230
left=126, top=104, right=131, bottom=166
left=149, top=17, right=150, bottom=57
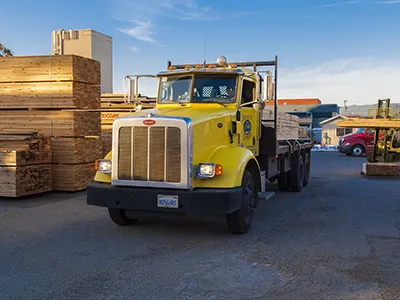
left=215, top=164, right=223, bottom=176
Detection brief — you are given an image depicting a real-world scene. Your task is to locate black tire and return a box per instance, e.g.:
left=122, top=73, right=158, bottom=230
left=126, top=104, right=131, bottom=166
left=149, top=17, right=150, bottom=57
left=277, top=172, right=290, bottom=191
left=303, top=152, right=310, bottom=187
left=289, top=155, right=304, bottom=192
left=351, top=145, right=364, bottom=157
left=108, top=208, right=139, bottom=226
left=226, top=170, right=256, bottom=234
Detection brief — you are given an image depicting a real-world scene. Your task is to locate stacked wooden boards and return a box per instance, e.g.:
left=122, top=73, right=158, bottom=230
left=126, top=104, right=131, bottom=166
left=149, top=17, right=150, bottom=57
left=0, top=55, right=102, bottom=194
left=0, top=134, right=52, bottom=197
left=262, top=110, right=300, bottom=140
left=0, top=55, right=100, bottom=109
left=362, top=162, right=400, bottom=176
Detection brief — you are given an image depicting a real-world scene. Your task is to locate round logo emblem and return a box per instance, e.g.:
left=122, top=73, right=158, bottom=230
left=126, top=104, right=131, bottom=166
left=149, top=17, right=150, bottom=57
left=243, top=120, right=251, bottom=135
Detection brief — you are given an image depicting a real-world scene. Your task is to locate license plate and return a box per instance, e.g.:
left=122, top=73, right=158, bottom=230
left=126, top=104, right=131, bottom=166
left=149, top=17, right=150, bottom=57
left=157, top=195, right=179, bottom=208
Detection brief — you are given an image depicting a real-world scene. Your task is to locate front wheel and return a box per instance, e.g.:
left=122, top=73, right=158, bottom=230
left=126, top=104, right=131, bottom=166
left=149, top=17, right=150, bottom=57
left=226, top=170, right=256, bottom=234
left=352, top=145, right=364, bottom=157
left=108, top=208, right=139, bottom=226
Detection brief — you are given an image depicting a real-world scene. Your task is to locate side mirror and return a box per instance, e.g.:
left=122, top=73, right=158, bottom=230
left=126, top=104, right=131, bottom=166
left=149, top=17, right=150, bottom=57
left=253, top=100, right=265, bottom=111
left=265, top=74, right=274, bottom=101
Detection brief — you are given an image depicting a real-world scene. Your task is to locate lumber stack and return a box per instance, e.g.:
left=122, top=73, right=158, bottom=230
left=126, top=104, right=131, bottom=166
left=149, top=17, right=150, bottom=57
left=0, top=55, right=100, bottom=109
left=0, top=110, right=100, bottom=137
left=362, top=162, right=400, bottom=177
left=262, top=110, right=300, bottom=140
left=0, top=55, right=102, bottom=192
left=0, top=134, right=52, bottom=197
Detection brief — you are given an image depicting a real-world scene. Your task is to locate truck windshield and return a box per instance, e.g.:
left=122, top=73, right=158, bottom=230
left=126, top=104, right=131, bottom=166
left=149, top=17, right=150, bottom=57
left=355, top=128, right=365, bottom=134
left=158, top=75, right=237, bottom=104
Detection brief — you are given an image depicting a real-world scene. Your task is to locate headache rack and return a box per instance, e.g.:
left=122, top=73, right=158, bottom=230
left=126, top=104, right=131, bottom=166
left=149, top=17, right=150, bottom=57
left=167, top=56, right=279, bottom=133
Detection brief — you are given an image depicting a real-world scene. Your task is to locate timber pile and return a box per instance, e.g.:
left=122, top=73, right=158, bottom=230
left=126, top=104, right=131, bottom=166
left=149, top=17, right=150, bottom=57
left=0, top=55, right=102, bottom=192
left=0, top=110, right=100, bottom=137
left=101, top=125, right=113, bottom=156
left=362, top=162, right=400, bottom=177
left=0, top=82, right=100, bottom=109
left=101, top=94, right=156, bottom=108
left=262, top=110, right=300, bottom=140
left=52, top=137, right=102, bottom=164
left=52, top=163, right=96, bottom=191
left=0, top=55, right=100, bottom=109
left=0, top=133, right=52, bottom=197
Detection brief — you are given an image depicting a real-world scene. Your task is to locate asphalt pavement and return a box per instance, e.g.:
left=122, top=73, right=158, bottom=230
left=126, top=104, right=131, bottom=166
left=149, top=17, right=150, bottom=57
left=0, top=152, right=399, bottom=300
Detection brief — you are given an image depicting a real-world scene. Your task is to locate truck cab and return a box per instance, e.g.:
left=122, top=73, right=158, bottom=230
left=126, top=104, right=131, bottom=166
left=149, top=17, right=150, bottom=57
left=87, top=56, right=312, bottom=234
left=338, top=128, right=375, bottom=157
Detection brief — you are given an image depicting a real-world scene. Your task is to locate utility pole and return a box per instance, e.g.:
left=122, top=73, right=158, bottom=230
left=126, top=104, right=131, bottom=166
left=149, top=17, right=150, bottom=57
left=343, top=100, right=348, bottom=116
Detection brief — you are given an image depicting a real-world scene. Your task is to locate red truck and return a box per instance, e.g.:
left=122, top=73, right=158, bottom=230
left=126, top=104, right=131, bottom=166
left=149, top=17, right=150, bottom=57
left=337, top=128, right=375, bottom=157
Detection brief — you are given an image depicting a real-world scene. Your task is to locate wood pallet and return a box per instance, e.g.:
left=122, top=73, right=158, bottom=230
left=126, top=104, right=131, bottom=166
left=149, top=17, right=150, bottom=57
left=0, top=110, right=100, bottom=137
left=52, top=137, right=102, bottom=164
left=52, top=162, right=96, bottom=191
left=0, top=164, right=52, bottom=197
left=0, top=55, right=100, bottom=85
left=0, top=82, right=100, bottom=109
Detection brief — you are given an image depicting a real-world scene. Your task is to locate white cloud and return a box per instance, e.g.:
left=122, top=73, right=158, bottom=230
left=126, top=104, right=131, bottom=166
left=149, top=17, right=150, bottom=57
left=323, top=0, right=362, bottom=8
left=118, top=21, right=156, bottom=43
left=130, top=46, right=138, bottom=52
left=279, top=58, right=400, bottom=105
left=374, top=0, right=400, bottom=3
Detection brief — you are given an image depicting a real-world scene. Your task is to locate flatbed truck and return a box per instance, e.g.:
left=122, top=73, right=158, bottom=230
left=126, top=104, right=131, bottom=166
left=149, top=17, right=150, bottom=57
left=87, top=55, right=313, bottom=234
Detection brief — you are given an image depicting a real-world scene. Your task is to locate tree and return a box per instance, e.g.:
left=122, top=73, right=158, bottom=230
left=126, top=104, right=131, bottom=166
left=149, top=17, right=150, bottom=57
left=0, top=43, right=13, bottom=56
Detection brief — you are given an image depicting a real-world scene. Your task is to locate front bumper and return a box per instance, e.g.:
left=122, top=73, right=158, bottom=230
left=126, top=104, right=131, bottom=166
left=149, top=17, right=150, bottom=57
left=87, top=182, right=242, bottom=215
left=338, top=145, right=352, bottom=154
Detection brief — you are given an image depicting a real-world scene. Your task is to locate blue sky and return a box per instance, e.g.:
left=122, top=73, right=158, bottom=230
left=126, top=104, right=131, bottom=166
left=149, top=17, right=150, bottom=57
left=1, top=0, right=400, bottom=105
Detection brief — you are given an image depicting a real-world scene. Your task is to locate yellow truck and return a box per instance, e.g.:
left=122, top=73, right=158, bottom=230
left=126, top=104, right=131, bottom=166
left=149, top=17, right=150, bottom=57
left=87, top=56, right=313, bottom=234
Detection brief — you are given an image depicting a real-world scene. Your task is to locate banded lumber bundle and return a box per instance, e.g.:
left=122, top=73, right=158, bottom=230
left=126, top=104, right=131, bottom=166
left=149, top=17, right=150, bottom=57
left=101, top=125, right=113, bottom=156
left=0, top=110, right=100, bottom=137
left=337, top=118, right=400, bottom=129
left=52, top=162, right=96, bottom=191
left=362, top=162, right=400, bottom=176
left=0, top=134, right=51, bottom=166
left=52, top=137, right=102, bottom=164
left=101, top=93, right=156, bottom=104
left=0, top=82, right=100, bottom=109
left=262, top=110, right=300, bottom=140
left=0, top=164, right=52, bottom=197
left=0, top=55, right=100, bottom=85
left=101, top=111, right=132, bottom=125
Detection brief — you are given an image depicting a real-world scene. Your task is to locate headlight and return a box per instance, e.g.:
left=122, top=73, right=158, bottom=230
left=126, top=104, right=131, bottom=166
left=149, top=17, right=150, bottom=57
left=344, top=142, right=350, bottom=146
left=195, top=163, right=222, bottom=178
left=96, top=159, right=112, bottom=174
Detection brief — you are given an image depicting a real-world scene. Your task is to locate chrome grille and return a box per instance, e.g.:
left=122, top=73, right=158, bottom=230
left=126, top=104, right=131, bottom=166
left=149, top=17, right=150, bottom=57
left=117, top=126, right=181, bottom=183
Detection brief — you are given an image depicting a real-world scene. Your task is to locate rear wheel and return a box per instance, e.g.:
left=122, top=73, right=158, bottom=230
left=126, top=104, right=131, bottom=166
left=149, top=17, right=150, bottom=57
left=352, top=145, right=364, bottom=157
left=277, top=172, right=290, bottom=191
left=303, top=152, right=310, bottom=187
left=289, top=155, right=304, bottom=192
left=108, top=208, right=139, bottom=226
left=226, top=170, right=256, bottom=234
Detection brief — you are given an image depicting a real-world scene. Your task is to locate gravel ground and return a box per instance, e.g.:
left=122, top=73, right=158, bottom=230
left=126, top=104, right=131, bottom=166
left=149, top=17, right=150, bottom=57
left=0, top=152, right=399, bottom=300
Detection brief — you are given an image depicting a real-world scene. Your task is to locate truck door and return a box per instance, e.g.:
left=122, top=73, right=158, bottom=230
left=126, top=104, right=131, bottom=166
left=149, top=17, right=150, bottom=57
left=239, top=79, right=259, bottom=156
